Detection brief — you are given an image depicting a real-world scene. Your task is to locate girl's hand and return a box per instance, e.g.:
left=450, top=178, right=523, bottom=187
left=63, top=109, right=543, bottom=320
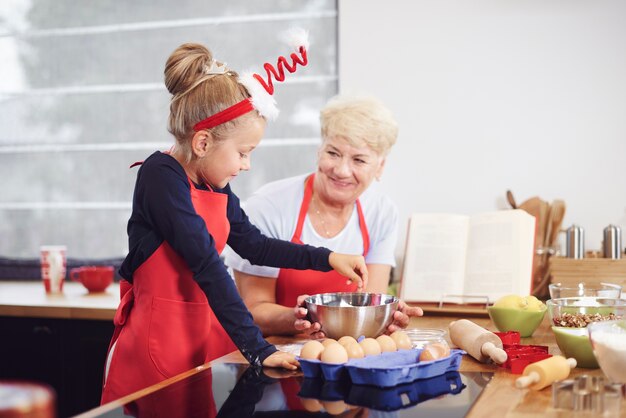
left=293, top=294, right=326, bottom=339
left=262, top=351, right=300, bottom=370
left=328, top=253, right=368, bottom=290
left=386, top=300, right=424, bottom=334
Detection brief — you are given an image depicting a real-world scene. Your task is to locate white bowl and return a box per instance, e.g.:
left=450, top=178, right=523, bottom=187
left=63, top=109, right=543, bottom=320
left=588, top=319, right=626, bottom=383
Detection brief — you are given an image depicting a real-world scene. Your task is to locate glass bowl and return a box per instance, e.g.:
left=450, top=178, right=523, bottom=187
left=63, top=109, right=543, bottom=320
left=548, top=282, right=622, bottom=299
left=547, top=297, right=626, bottom=368
left=588, top=319, right=626, bottom=383
left=404, top=328, right=449, bottom=350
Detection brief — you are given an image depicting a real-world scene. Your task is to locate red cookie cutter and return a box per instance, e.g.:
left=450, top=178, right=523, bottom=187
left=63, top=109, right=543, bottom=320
left=501, top=343, right=551, bottom=374
left=494, top=331, right=521, bottom=345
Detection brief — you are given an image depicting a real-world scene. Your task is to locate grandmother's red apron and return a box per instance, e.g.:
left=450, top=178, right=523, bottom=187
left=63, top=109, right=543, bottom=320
left=275, top=174, right=370, bottom=308
left=101, top=175, right=235, bottom=404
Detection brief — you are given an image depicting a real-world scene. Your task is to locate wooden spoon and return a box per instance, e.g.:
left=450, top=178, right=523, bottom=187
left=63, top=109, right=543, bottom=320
left=519, top=196, right=549, bottom=255
left=537, top=201, right=550, bottom=252
left=547, top=200, right=566, bottom=247
left=506, top=190, right=517, bottom=209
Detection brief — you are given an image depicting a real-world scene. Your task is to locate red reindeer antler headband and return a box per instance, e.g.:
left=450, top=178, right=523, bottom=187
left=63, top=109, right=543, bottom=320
left=193, top=28, right=309, bottom=132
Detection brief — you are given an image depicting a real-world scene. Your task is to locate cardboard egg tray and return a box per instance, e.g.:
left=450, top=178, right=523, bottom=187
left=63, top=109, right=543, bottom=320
left=298, top=348, right=465, bottom=387
left=298, top=370, right=465, bottom=411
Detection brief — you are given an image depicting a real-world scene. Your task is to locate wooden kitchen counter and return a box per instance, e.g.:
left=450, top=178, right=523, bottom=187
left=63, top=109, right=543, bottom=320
left=218, top=315, right=618, bottom=417
left=0, top=280, right=119, bottom=320
left=77, top=313, right=625, bottom=418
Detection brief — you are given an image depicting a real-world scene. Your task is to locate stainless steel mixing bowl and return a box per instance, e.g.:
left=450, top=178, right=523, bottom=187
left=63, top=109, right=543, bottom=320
left=304, top=292, right=399, bottom=339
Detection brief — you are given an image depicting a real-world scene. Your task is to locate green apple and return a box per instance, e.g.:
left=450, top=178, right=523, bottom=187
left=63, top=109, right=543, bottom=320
left=494, top=294, right=545, bottom=311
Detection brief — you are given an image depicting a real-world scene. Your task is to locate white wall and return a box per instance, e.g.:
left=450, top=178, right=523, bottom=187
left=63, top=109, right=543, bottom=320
left=339, top=0, right=626, bottom=272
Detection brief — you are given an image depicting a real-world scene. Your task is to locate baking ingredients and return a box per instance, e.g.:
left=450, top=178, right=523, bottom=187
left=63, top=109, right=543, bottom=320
left=515, top=356, right=577, bottom=390
left=337, top=336, right=357, bottom=347
left=494, top=295, right=545, bottom=311
left=301, top=398, right=322, bottom=412
left=390, top=330, right=412, bottom=349
left=552, top=312, right=620, bottom=328
left=345, top=342, right=365, bottom=359
left=321, top=338, right=338, bottom=347
left=322, top=400, right=347, bottom=415
left=449, top=319, right=507, bottom=364
left=320, top=342, right=348, bottom=364
left=589, top=330, right=626, bottom=383
left=376, top=335, right=397, bottom=352
left=419, top=342, right=451, bottom=362
left=359, top=338, right=382, bottom=356
left=300, top=340, right=325, bottom=360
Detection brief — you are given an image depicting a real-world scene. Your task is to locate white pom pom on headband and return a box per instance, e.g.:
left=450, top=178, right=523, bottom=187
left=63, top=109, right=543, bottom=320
left=193, top=27, right=309, bottom=132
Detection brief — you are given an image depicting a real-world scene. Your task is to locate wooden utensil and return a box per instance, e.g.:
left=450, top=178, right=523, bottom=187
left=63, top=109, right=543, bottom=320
left=506, top=190, right=517, bottom=209
left=547, top=200, right=566, bottom=247
left=449, top=319, right=507, bottom=364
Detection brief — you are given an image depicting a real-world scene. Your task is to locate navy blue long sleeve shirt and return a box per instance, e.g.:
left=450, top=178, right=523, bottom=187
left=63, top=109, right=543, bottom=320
left=120, top=151, right=332, bottom=365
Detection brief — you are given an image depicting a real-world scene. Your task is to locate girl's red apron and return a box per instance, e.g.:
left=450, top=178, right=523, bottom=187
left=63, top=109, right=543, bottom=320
left=101, top=176, right=235, bottom=405
left=275, top=173, right=370, bottom=307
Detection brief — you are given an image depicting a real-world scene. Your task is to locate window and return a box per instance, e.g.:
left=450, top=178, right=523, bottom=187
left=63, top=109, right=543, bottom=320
left=0, top=1, right=338, bottom=260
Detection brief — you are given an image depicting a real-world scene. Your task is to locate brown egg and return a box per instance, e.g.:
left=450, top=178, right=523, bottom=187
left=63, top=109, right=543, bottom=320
left=320, top=342, right=348, bottom=364
left=419, top=342, right=451, bottom=362
left=359, top=337, right=382, bottom=356
left=300, top=340, right=325, bottom=360
left=390, top=330, right=412, bottom=350
left=345, top=342, right=365, bottom=359
left=321, top=338, right=338, bottom=348
left=301, top=398, right=323, bottom=412
left=376, top=335, right=398, bottom=352
left=337, top=336, right=358, bottom=347
left=322, top=400, right=347, bottom=415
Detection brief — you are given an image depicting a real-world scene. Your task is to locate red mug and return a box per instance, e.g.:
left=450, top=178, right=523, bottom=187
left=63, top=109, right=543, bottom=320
left=70, top=266, right=114, bottom=293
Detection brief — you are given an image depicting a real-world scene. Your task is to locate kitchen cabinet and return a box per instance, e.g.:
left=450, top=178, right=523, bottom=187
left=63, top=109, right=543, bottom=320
left=0, top=281, right=118, bottom=417
left=0, top=316, right=114, bottom=417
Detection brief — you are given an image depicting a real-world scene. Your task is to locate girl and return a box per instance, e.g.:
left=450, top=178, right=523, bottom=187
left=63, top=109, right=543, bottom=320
left=101, top=33, right=368, bottom=403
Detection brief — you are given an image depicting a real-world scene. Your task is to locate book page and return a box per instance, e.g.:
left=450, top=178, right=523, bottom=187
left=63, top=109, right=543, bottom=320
left=463, top=210, right=535, bottom=302
left=400, top=214, right=469, bottom=302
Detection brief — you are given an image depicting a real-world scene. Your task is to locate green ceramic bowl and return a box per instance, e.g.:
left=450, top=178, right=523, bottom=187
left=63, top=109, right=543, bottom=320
left=488, top=305, right=547, bottom=337
left=547, top=297, right=626, bottom=369
left=551, top=326, right=598, bottom=368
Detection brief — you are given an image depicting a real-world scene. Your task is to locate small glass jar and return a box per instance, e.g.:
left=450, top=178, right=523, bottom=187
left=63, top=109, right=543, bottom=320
left=404, top=328, right=449, bottom=350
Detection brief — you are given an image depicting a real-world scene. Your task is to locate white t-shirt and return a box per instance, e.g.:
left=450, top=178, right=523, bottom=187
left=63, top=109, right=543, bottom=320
left=224, top=174, right=398, bottom=278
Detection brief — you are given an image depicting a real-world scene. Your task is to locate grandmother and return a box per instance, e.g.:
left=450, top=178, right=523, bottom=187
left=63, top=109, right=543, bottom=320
left=224, top=95, right=422, bottom=338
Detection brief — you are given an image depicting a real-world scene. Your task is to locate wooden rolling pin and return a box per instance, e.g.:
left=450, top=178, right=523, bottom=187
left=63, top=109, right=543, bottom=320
left=515, top=356, right=577, bottom=390
left=449, top=319, right=507, bottom=364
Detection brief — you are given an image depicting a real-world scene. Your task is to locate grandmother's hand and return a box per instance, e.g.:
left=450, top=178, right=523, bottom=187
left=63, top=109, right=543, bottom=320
left=293, top=294, right=326, bottom=339
left=386, top=300, right=423, bottom=334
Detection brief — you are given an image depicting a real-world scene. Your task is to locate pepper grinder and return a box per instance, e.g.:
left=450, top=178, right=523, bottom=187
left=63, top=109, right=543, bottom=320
left=565, top=225, right=584, bottom=259
left=602, top=225, right=622, bottom=259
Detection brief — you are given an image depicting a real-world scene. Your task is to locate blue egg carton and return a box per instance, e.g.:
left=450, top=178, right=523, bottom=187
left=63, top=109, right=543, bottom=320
left=298, top=356, right=350, bottom=381
left=299, top=378, right=349, bottom=401
left=347, top=370, right=465, bottom=411
left=299, top=348, right=464, bottom=387
left=298, top=371, right=466, bottom=412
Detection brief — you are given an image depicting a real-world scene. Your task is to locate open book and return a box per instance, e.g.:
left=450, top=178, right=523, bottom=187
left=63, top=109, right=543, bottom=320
left=399, top=209, right=536, bottom=304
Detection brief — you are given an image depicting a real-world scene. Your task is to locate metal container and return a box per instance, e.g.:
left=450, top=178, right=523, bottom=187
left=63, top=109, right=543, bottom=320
left=305, top=292, right=398, bottom=339
left=603, top=225, right=622, bottom=259
left=566, top=225, right=585, bottom=259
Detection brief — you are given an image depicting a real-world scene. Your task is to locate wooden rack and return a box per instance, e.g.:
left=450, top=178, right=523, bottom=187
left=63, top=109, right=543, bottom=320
left=549, top=257, right=626, bottom=288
